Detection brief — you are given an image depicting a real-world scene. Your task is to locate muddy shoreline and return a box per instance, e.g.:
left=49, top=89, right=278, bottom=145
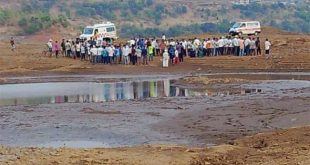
left=1, top=72, right=310, bottom=85
left=1, top=73, right=309, bottom=148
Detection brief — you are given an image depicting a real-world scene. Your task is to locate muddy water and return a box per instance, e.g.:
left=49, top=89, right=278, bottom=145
left=0, top=80, right=264, bottom=106
left=0, top=74, right=309, bottom=148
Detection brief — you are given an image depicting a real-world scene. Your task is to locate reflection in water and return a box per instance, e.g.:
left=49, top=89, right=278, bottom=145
left=0, top=80, right=261, bottom=106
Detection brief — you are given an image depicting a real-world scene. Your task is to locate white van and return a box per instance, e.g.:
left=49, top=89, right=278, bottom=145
left=80, top=22, right=117, bottom=41
left=229, top=21, right=261, bottom=36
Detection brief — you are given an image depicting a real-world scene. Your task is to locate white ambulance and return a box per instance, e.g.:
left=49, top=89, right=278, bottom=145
left=229, top=21, right=261, bottom=36
left=80, top=22, right=117, bottom=41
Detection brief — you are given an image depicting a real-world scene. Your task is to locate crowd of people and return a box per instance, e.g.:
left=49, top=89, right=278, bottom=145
left=45, top=34, right=272, bottom=67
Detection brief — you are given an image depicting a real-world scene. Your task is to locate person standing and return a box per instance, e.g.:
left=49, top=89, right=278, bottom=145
left=76, top=41, right=81, bottom=58
left=71, top=41, right=76, bottom=59
left=90, top=45, right=97, bottom=64
left=214, top=38, right=220, bottom=56
left=179, top=44, right=185, bottom=63
left=163, top=49, right=169, bottom=68
left=147, top=45, right=154, bottom=62
left=80, top=43, right=86, bottom=61
left=61, top=39, right=66, bottom=57
left=239, top=37, right=245, bottom=56
left=244, top=37, right=251, bottom=56
left=250, top=38, right=256, bottom=56
left=65, top=40, right=71, bottom=57
left=47, top=39, right=53, bottom=57
left=265, top=39, right=272, bottom=59
left=102, top=46, right=109, bottom=64
left=224, top=36, right=229, bottom=55
left=211, top=38, right=215, bottom=56
left=159, top=40, right=166, bottom=56
left=136, top=46, right=142, bottom=65
left=10, top=37, right=16, bottom=51
left=122, top=45, right=130, bottom=65
left=131, top=45, right=137, bottom=65
left=174, top=48, right=179, bottom=64
left=218, top=37, right=225, bottom=55
left=141, top=46, right=147, bottom=65
left=256, top=37, right=261, bottom=55
left=53, top=41, right=60, bottom=58
left=233, top=36, right=240, bottom=56
left=168, top=45, right=175, bottom=64
left=108, top=45, right=114, bottom=65
left=97, top=45, right=103, bottom=63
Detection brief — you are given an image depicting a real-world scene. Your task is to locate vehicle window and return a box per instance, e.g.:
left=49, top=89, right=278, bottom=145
left=247, top=23, right=254, bottom=27
left=233, top=22, right=241, bottom=28
left=107, top=27, right=115, bottom=32
left=240, top=23, right=246, bottom=28
left=83, top=28, right=94, bottom=35
left=94, top=29, right=98, bottom=35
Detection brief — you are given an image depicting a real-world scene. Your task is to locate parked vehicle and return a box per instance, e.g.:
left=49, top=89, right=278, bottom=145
left=80, top=22, right=117, bottom=41
left=229, top=21, right=261, bottom=36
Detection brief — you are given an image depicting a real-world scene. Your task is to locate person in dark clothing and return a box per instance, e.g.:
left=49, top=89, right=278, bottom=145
left=61, top=39, right=66, bottom=56
left=168, top=45, right=175, bottom=64
left=10, top=37, right=15, bottom=51
left=142, top=46, right=148, bottom=65
left=256, top=37, right=261, bottom=55
left=179, top=46, right=185, bottom=63
left=131, top=46, right=137, bottom=65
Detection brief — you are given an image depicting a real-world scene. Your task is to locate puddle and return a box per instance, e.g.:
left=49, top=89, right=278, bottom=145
left=0, top=80, right=266, bottom=106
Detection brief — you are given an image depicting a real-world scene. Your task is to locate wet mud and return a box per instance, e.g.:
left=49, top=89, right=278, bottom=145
left=0, top=73, right=309, bottom=148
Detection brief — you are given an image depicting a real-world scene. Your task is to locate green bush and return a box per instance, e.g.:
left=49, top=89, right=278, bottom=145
left=0, top=9, right=10, bottom=25
left=18, top=17, right=27, bottom=26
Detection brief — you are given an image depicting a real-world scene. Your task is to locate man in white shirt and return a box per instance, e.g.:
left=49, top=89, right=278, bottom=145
left=47, top=39, right=53, bottom=56
left=265, top=38, right=271, bottom=58
left=232, top=36, right=240, bottom=56
left=218, top=37, right=225, bottom=55
left=90, top=46, right=98, bottom=64
left=244, top=37, right=251, bottom=55
left=122, top=45, right=130, bottom=65
left=227, top=36, right=233, bottom=55
left=97, top=46, right=103, bottom=63
left=108, top=45, right=114, bottom=64
left=211, top=38, right=216, bottom=56
left=163, top=49, right=169, bottom=67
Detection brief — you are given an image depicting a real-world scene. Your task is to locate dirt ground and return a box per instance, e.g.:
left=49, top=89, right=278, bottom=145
left=1, top=127, right=310, bottom=165
left=0, top=27, right=309, bottom=78
left=0, top=28, right=310, bottom=165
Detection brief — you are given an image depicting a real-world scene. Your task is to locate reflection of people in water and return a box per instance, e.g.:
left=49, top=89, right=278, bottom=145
left=116, top=83, right=124, bottom=100
left=110, top=84, right=116, bottom=101
left=142, top=81, right=150, bottom=98
left=136, top=82, right=144, bottom=99
left=163, top=80, right=170, bottom=97
left=149, top=81, right=156, bottom=98
left=103, top=84, right=111, bottom=101
left=124, top=82, right=134, bottom=100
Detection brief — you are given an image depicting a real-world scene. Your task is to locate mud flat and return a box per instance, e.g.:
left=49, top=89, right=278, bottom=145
left=0, top=73, right=309, bottom=164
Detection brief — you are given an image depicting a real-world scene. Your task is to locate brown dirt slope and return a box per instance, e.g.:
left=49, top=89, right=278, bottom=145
left=1, top=127, right=309, bottom=165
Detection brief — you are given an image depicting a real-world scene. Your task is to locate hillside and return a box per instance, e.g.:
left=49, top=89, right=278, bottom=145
left=0, top=0, right=309, bottom=37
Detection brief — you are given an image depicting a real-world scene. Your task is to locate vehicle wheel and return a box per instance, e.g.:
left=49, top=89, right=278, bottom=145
left=238, top=32, right=242, bottom=36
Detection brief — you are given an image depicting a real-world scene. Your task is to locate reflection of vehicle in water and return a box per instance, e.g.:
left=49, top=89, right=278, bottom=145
left=229, top=21, right=261, bottom=36
left=79, top=22, right=117, bottom=41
